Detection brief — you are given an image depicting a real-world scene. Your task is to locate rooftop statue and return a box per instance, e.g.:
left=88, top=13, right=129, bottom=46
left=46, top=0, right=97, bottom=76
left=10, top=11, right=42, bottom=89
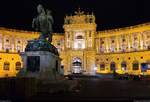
left=32, top=4, right=54, bottom=43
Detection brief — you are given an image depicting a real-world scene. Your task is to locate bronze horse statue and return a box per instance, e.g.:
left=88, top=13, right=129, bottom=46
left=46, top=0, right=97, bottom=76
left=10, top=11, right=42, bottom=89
left=32, top=4, right=54, bottom=43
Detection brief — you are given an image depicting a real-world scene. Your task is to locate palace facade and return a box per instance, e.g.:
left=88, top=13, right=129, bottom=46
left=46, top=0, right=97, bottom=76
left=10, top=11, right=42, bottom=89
left=1, top=9, right=150, bottom=77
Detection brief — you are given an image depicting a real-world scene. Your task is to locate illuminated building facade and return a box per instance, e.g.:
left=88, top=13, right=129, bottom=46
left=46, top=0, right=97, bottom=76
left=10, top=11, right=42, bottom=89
left=1, top=9, right=150, bottom=77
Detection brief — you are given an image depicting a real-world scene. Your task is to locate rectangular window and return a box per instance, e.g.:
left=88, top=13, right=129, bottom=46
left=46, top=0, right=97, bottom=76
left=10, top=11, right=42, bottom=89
left=100, top=64, right=105, bottom=71
left=4, top=63, right=10, bottom=70
left=147, top=63, right=150, bottom=70
left=67, top=32, right=70, bottom=40
left=6, top=49, right=9, bottom=53
left=133, top=63, right=139, bottom=70
left=89, top=30, right=92, bottom=38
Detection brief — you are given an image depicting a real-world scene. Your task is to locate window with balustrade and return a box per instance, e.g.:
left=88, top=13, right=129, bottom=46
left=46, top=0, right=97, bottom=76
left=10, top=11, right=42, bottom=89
left=100, top=63, right=105, bottom=71
left=100, top=39, right=105, bottom=53
left=133, top=34, right=138, bottom=51
left=4, top=62, right=10, bottom=70
left=110, top=37, right=115, bottom=53
left=16, top=62, right=21, bottom=70
left=121, top=36, right=126, bottom=52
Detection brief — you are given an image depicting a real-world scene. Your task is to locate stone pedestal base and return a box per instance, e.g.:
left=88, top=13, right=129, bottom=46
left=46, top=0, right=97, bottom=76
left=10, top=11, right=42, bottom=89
left=17, top=51, right=64, bottom=84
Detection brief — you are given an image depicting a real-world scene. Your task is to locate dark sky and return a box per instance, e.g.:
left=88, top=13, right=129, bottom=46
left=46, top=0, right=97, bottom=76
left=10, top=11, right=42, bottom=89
left=0, top=0, right=150, bottom=33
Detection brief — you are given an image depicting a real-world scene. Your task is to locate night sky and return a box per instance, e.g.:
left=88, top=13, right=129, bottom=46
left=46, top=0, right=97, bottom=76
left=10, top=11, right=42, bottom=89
left=0, top=0, right=150, bottom=33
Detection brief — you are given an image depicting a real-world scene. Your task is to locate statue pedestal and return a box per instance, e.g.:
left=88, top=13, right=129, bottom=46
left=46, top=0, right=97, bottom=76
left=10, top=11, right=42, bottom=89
left=17, top=51, right=64, bottom=84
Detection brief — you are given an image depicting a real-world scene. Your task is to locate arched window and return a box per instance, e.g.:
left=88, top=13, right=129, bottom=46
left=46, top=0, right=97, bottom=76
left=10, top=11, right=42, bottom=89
left=6, top=48, right=9, bottom=53
left=76, top=35, right=83, bottom=39
left=16, top=62, right=21, bottom=70
left=100, top=63, right=105, bottom=71
left=147, top=60, right=150, bottom=70
left=89, top=18, right=93, bottom=23
left=6, top=39, right=9, bottom=43
left=110, top=62, right=116, bottom=71
left=4, top=62, right=10, bottom=70
left=132, top=61, right=139, bottom=70
left=17, top=50, right=20, bottom=53
left=121, top=62, right=127, bottom=71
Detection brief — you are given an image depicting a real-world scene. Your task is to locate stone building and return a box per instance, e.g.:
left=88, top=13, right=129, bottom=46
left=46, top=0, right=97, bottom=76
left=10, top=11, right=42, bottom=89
left=1, top=9, right=150, bottom=77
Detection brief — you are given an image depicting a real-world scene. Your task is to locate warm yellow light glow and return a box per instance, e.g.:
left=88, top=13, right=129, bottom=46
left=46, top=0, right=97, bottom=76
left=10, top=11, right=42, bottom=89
left=1, top=10, right=150, bottom=77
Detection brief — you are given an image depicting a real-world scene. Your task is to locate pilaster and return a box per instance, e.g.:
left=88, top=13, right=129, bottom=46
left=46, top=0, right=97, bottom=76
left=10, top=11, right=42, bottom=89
left=115, top=36, right=118, bottom=52
left=107, top=37, right=110, bottom=52
left=21, top=39, right=23, bottom=52
left=118, top=36, right=122, bottom=52
left=9, top=36, right=12, bottom=52
left=130, top=34, right=133, bottom=51
left=138, top=32, right=142, bottom=50
left=98, top=38, right=100, bottom=53
left=1, top=35, right=4, bottom=52
left=143, top=32, right=146, bottom=50
left=126, top=34, right=129, bottom=51
left=104, top=37, right=107, bottom=53
left=14, top=37, right=16, bottom=53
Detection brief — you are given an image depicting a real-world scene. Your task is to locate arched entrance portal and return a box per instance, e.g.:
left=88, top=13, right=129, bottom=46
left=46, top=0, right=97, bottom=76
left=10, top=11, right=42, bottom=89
left=72, top=57, right=82, bottom=74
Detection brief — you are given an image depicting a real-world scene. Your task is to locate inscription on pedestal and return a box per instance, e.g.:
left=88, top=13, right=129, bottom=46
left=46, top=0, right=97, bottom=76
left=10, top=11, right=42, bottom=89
left=27, top=56, right=40, bottom=72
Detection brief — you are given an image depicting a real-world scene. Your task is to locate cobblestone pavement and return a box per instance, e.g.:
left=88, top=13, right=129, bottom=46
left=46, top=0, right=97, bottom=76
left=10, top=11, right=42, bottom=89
left=26, top=74, right=150, bottom=102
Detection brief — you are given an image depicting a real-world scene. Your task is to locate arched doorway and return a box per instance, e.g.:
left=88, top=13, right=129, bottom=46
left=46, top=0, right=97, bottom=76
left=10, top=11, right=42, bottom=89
left=72, top=57, right=82, bottom=74
left=110, top=62, right=116, bottom=71
left=121, top=61, right=127, bottom=71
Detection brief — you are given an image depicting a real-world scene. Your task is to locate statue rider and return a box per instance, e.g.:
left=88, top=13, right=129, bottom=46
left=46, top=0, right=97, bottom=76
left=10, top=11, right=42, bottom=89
left=32, top=4, right=54, bottom=43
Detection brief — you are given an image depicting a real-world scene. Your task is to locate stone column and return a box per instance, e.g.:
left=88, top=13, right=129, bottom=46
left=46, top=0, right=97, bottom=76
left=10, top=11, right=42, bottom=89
left=108, top=37, right=110, bottom=53
left=115, top=36, right=118, bottom=52
left=65, top=32, right=67, bottom=49
left=138, top=32, right=142, bottom=50
left=14, top=37, right=16, bottom=53
left=130, top=34, right=133, bottom=51
left=104, top=37, right=107, bottom=53
left=1, top=35, right=4, bottom=52
left=99, top=38, right=101, bottom=53
left=90, top=31, right=93, bottom=48
left=22, top=39, right=25, bottom=52
left=143, top=32, right=146, bottom=50
left=85, top=31, right=88, bottom=49
left=118, top=36, right=122, bottom=52
left=87, top=31, right=90, bottom=48
left=9, top=36, right=12, bottom=52
left=21, top=39, right=23, bottom=52
left=69, top=31, right=72, bottom=48
left=126, top=34, right=129, bottom=51
left=96, top=38, right=99, bottom=53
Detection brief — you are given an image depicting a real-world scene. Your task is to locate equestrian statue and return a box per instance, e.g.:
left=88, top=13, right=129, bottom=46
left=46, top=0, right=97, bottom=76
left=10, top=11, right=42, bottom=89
left=32, top=4, right=54, bottom=43
left=25, top=4, right=59, bottom=56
